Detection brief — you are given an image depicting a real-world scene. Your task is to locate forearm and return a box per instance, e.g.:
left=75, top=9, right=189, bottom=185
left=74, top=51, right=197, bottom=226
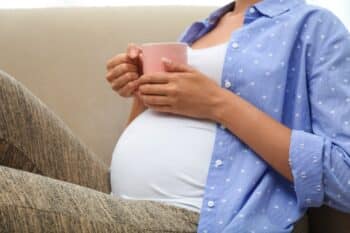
left=125, top=95, right=147, bottom=127
left=213, top=89, right=293, bottom=182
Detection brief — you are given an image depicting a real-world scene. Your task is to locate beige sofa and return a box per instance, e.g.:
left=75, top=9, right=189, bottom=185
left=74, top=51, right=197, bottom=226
left=0, top=6, right=349, bottom=233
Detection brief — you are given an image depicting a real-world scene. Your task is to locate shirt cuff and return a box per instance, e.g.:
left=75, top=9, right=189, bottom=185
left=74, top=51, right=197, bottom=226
left=289, top=129, right=325, bottom=208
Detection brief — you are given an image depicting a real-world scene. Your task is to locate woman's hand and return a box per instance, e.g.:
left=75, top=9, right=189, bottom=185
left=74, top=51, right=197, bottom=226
left=105, top=43, right=143, bottom=98
left=133, top=58, right=227, bottom=121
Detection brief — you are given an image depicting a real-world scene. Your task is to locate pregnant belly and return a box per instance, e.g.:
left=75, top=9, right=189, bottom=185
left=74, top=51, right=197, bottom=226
left=110, top=109, right=216, bottom=207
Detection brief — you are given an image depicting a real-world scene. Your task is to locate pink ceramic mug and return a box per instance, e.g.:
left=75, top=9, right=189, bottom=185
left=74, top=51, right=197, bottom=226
left=140, top=42, right=188, bottom=74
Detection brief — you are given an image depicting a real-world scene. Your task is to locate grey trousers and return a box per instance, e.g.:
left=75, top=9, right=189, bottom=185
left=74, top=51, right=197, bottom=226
left=0, top=70, right=199, bottom=233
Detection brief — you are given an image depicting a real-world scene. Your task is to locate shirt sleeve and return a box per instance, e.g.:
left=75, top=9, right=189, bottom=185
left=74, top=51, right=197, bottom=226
left=289, top=9, right=350, bottom=212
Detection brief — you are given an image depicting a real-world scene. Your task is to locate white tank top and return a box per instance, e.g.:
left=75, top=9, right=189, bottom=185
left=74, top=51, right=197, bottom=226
left=110, top=41, right=229, bottom=213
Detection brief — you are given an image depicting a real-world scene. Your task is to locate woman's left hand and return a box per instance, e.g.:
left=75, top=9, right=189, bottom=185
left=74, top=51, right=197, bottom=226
left=133, top=57, right=227, bottom=121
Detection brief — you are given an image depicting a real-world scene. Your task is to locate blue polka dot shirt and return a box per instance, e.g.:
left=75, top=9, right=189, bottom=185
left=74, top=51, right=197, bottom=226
left=177, top=0, right=350, bottom=232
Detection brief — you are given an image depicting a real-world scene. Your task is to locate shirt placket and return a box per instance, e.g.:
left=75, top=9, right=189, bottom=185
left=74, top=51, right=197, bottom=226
left=198, top=6, right=260, bottom=233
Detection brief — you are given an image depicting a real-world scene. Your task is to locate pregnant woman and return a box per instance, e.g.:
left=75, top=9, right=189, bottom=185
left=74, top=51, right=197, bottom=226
left=106, top=0, right=350, bottom=232
left=0, top=0, right=349, bottom=232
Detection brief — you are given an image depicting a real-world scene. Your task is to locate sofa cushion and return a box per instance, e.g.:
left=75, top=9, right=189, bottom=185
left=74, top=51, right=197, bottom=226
left=0, top=165, right=199, bottom=233
left=0, top=139, right=42, bottom=174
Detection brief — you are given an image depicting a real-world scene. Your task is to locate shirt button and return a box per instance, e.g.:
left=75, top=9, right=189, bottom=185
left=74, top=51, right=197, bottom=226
left=215, top=159, right=223, bottom=167
left=207, top=200, right=215, bottom=208
left=220, top=124, right=226, bottom=130
left=249, top=8, right=256, bottom=14
left=232, top=42, right=239, bottom=49
left=224, top=80, right=232, bottom=88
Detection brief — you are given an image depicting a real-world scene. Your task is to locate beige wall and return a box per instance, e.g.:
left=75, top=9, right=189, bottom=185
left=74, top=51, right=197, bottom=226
left=0, top=6, right=215, bottom=164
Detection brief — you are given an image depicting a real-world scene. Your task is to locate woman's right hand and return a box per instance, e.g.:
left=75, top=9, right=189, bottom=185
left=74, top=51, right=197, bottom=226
left=105, top=43, right=143, bottom=97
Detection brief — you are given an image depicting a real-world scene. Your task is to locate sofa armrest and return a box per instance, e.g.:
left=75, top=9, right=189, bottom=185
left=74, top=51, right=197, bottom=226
left=308, top=206, right=350, bottom=233
left=0, top=70, right=110, bottom=193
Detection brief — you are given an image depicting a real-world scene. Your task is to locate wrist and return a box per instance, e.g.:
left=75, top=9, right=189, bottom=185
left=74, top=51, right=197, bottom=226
left=211, top=88, right=236, bottom=124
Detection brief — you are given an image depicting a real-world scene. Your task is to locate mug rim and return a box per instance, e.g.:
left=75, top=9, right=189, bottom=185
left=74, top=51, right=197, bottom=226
left=141, top=42, right=188, bottom=47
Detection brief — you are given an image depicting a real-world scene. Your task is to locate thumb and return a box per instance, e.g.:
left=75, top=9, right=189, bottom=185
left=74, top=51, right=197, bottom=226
left=127, top=43, right=143, bottom=59
left=127, top=43, right=143, bottom=73
left=161, top=57, right=194, bottom=73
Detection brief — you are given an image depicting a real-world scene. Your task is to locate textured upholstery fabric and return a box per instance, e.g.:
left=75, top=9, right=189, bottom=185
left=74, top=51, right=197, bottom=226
left=0, top=166, right=199, bottom=233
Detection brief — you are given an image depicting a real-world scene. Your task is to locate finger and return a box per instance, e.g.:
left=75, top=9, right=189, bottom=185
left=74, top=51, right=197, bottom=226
left=106, top=63, right=138, bottom=82
left=140, top=95, right=173, bottom=106
left=161, top=57, right=195, bottom=73
left=134, top=73, right=170, bottom=86
left=138, top=83, right=169, bottom=95
left=106, top=53, right=136, bottom=71
left=111, top=72, right=139, bottom=91
left=127, top=43, right=143, bottom=59
left=118, top=80, right=139, bottom=97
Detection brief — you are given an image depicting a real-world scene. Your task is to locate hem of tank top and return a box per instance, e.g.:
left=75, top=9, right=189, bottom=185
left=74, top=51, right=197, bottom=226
left=158, top=201, right=201, bottom=213
left=110, top=193, right=201, bottom=213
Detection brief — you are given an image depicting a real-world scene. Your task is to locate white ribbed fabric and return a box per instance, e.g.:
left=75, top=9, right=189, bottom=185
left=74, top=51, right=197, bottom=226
left=110, top=42, right=229, bottom=213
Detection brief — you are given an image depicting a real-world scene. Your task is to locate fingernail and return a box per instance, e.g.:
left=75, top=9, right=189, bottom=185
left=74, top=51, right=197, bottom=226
left=161, top=57, right=172, bottom=64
